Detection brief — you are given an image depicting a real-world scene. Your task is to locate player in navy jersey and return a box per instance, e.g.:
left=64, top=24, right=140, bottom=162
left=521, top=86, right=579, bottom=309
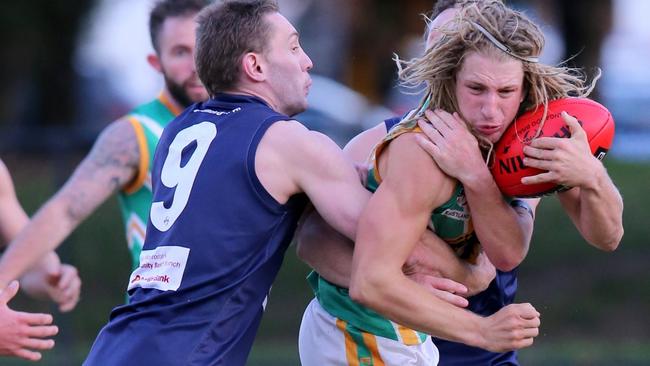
left=83, top=1, right=374, bottom=365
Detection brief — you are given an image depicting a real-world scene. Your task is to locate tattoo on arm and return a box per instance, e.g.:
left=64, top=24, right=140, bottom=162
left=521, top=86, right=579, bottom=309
left=63, top=119, right=140, bottom=222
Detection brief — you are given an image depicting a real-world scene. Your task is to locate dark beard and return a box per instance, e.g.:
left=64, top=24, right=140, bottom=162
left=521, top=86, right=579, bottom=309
left=164, top=74, right=193, bottom=108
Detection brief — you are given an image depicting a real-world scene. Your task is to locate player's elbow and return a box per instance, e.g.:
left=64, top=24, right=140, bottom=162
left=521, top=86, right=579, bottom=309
left=592, top=227, right=623, bottom=252
left=491, top=252, right=525, bottom=273
left=295, top=215, right=329, bottom=265
left=349, top=270, right=388, bottom=309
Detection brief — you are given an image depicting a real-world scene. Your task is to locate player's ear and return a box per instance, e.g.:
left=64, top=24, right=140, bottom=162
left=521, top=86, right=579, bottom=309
left=147, top=53, right=163, bottom=74
left=242, top=52, right=266, bottom=82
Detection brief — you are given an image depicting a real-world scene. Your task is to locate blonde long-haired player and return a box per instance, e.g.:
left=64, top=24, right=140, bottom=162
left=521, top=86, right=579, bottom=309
left=297, top=1, right=623, bottom=365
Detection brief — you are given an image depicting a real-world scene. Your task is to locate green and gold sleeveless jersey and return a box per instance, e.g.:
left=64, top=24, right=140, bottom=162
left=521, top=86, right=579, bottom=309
left=310, top=118, right=480, bottom=344
left=118, top=93, right=180, bottom=271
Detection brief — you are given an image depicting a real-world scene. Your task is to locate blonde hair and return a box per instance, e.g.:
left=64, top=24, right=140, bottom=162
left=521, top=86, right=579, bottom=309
left=396, top=0, right=599, bottom=149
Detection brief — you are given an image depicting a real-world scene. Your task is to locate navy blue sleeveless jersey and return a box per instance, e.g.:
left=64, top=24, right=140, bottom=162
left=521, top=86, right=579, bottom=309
left=383, top=116, right=521, bottom=366
left=383, top=116, right=401, bottom=130
left=84, top=94, right=307, bottom=366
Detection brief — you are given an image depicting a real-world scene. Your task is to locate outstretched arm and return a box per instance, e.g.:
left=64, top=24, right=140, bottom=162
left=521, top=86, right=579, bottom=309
left=0, top=160, right=81, bottom=311
left=0, top=119, right=140, bottom=287
left=294, top=123, right=384, bottom=286
left=258, top=121, right=371, bottom=240
left=522, top=112, right=623, bottom=250
left=296, top=122, right=494, bottom=294
left=297, top=208, right=493, bottom=296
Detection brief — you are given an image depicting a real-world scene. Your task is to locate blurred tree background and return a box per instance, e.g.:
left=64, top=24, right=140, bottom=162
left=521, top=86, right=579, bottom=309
left=0, top=0, right=648, bottom=365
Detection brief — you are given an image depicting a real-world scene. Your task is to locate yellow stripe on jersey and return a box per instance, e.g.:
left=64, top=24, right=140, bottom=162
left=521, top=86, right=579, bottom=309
left=337, top=319, right=360, bottom=366
left=361, top=332, right=386, bottom=366
left=126, top=215, right=146, bottom=250
left=396, top=324, right=421, bottom=346
left=123, top=116, right=149, bottom=194
left=158, top=92, right=183, bottom=116
left=370, top=125, right=424, bottom=185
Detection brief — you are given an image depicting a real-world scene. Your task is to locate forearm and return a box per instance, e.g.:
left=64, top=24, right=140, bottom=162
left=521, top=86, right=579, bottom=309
left=0, top=196, right=82, bottom=287
left=363, top=273, right=485, bottom=344
left=350, top=184, right=487, bottom=346
left=462, top=167, right=532, bottom=271
left=561, top=167, right=624, bottom=251
left=352, top=239, right=484, bottom=347
left=296, top=210, right=354, bottom=287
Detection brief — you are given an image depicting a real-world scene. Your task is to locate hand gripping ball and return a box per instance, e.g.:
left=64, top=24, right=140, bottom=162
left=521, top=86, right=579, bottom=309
left=491, top=98, right=615, bottom=198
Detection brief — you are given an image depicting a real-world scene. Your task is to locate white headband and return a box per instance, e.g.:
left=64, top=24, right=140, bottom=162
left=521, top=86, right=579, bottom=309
left=469, top=20, right=539, bottom=63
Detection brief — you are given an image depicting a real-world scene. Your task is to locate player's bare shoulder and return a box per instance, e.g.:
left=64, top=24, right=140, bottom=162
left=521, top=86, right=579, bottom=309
left=75, top=117, right=142, bottom=192
left=381, top=132, right=456, bottom=208
left=258, top=119, right=337, bottom=165
left=255, top=120, right=316, bottom=203
left=255, top=119, right=350, bottom=203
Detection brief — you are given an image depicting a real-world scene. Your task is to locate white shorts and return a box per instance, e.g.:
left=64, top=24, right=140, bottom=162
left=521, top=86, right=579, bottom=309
left=299, top=298, right=439, bottom=366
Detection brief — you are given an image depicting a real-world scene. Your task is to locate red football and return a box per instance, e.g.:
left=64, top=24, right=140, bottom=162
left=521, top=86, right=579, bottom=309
left=491, top=97, right=615, bottom=198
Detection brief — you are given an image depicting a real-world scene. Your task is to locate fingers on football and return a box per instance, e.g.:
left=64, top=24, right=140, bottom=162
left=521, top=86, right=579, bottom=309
left=521, top=171, right=555, bottom=185
left=561, top=111, right=587, bottom=140
left=526, top=137, right=565, bottom=150
left=522, top=157, right=553, bottom=171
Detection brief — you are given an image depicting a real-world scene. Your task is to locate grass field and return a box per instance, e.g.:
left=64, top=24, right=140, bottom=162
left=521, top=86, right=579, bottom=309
left=1, top=155, right=648, bottom=365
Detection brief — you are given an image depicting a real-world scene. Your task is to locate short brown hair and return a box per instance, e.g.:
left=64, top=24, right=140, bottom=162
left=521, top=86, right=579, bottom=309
left=149, top=0, right=209, bottom=53
left=195, top=0, right=279, bottom=97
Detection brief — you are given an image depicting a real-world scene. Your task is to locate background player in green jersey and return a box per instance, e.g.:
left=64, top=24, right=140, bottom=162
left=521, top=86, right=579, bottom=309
left=0, top=0, right=210, bottom=292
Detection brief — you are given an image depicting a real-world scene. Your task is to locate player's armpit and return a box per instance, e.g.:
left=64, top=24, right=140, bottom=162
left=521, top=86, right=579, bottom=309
left=295, top=208, right=354, bottom=288
left=260, top=120, right=370, bottom=240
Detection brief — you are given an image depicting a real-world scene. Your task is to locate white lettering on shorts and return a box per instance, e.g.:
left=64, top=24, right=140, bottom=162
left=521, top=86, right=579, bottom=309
left=127, top=246, right=190, bottom=292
